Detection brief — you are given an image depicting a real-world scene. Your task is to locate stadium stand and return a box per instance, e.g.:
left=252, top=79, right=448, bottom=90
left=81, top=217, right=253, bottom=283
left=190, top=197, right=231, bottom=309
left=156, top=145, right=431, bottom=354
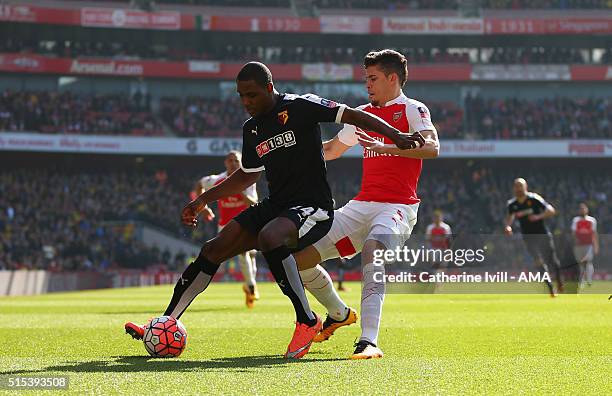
left=2, top=90, right=609, bottom=139
left=2, top=38, right=608, bottom=65
left=1, top=163, right=609, bottom=271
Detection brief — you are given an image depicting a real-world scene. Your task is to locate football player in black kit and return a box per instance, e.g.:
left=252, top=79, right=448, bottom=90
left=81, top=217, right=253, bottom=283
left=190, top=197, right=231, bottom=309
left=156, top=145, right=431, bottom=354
left=504, top=178, right=564, bottom=297
left=124, top=62, right=425, bottom=359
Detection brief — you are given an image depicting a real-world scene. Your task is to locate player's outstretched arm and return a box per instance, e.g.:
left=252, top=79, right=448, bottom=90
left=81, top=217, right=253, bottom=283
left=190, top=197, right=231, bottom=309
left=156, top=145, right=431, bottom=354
left=323, top=136, right=352, bottom=161
left=357, top=129, right=439, bottom=159
left=340, top=107, right=425, bottom=150
left=181, top=169, right=261, bottom=227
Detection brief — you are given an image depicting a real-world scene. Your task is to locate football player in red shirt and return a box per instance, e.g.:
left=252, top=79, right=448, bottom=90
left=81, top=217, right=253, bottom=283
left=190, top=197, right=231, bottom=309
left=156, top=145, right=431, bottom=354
left=571, top=202, right=599, bottom=289
left=296, top=49, right=439, bottom=359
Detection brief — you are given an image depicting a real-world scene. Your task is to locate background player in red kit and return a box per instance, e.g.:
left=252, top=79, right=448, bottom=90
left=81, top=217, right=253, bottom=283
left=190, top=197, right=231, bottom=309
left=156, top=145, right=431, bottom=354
left=571, top=202, right=599, bottom=289
left=426, top=210, right=452, bottom=251
left=194, top=151, right=259, bottom=307
left=425, top=210, right=452, bottom=290
left=295, top=49, right=440, bottom=359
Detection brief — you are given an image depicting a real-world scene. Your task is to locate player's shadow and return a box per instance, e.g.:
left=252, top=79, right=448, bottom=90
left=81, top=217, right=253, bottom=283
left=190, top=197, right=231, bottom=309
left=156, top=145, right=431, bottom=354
left=99, top=307, right=231, bottom=315
left=0, top=354, right=345, bottom=375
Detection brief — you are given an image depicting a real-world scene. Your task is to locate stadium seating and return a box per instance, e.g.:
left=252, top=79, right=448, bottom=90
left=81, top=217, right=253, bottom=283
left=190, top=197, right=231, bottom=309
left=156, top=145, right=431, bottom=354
left=0, top=91, right=162, bottom=136
left=1, top=166, right=609, bottom=271
left=3, top=90, right=609, bottom=139
left=2, top=38, right=607, bottom=65
left=464, top=96, right=612, bottom=139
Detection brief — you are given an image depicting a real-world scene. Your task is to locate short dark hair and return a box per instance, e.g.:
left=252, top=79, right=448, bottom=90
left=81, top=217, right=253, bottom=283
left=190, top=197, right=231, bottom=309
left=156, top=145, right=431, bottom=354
left=364, top=49, right=408, bottom=87
left=236, top=62, right=273, bottom=88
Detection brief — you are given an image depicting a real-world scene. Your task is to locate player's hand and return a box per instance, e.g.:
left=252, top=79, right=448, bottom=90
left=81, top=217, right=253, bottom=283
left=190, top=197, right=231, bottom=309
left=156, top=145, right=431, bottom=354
left=393, top=131, right=425, bottom=150
left=356, top=130, right=384, bottom=150
left=504, top=226, right=513, bottom=236
left=181, top=198, right=206, bottom=227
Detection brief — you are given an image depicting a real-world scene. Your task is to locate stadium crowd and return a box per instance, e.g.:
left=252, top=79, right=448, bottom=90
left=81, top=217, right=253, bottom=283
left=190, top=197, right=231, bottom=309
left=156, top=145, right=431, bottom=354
left=1, top=166, right=608, bottom=271
left=464, top=96, right=612, bottom=139
left=2, top=38, right=609, bottom=65
left=0, top=169, right=206, bottom=271
left=2, top=90, right=609, bottom=140
left=0, top=90, right=161, bottom=136
left=159, top=96, right=246, bottom=137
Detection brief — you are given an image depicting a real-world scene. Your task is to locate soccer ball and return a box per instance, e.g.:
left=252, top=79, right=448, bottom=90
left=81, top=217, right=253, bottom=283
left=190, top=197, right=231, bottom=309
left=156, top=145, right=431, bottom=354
left=143, top=316, right=187, bottom=358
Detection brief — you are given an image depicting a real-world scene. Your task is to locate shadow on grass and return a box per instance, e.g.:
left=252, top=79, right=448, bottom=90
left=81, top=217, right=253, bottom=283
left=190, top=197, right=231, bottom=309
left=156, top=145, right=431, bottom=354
left=99, top=307, right=232, bottom=315
left=1, top=354, right=345, bottom=375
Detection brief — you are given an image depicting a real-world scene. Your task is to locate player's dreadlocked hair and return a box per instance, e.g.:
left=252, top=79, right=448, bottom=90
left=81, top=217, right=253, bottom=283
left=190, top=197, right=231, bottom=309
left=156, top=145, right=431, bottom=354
left=364, top=49, right=408, bottom=87
left=236, top=62, right=273, bottom=88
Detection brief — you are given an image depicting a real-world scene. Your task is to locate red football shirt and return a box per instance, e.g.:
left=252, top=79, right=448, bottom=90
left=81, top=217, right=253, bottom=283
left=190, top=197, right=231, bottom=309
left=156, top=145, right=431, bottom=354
left=199, top=172, right=257, bottom=226
left=426, top=222, right=452, bottom=249
left=338, top=94, right=436, bottom=205
left=571, top=215, right=597, bottom=246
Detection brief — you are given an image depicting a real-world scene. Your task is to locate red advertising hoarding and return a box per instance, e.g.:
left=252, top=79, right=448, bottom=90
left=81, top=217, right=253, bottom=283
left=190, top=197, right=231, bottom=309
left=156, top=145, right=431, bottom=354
left=0, top=54, right=609, bottom=82
left=207, top=15, right=319, bottom=33
left=485, top=17, right=612, bottom=34
left=81, top=8, right=182, bottom=30
left=1, top=4, right=610, bottom=35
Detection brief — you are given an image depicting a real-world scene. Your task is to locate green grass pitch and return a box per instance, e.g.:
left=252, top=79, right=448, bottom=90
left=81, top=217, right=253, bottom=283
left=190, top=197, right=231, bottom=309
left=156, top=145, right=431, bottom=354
left=1, top=283, right=611, bottom=395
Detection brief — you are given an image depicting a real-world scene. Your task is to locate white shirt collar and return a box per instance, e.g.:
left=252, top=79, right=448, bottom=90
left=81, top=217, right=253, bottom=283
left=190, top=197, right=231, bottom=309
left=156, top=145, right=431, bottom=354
left=377, top=92, right=407, bottom=108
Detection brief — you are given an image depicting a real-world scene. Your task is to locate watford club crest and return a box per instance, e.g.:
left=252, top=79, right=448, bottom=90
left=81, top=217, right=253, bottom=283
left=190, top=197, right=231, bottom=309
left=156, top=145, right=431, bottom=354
left=277, top=110, right=289, bottom=125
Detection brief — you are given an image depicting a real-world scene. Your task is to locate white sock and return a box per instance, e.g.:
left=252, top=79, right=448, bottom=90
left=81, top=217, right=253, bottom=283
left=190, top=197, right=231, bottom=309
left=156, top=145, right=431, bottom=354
left=300, top=265, right=348, bottom=321
left=250, top=251, right=257, bottom=284
left=238, top=251, right=256, bottom=287
left=586, top=262, right=594, bottom=284
left=578, top=263, right=586, bottom=288
left=360, top=263, right=385, bottom=345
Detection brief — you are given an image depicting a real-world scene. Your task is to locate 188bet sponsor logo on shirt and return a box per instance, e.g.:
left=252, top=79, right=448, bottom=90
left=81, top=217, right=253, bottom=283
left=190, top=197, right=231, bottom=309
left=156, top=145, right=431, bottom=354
left=255, top=131, right=296, bottom=158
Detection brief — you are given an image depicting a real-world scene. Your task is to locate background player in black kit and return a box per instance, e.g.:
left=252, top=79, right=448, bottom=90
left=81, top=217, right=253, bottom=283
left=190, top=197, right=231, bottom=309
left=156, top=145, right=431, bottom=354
left=125, top=62, right=425, bottom=359
left=504, top=178, right=564, bottom=297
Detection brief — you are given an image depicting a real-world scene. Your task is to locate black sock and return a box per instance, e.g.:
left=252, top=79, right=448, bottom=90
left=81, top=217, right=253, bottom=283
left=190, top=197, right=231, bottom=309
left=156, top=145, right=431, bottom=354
left=262, top=246, right=316, bottom=326
left=163, top=255, right=220, bottom=319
